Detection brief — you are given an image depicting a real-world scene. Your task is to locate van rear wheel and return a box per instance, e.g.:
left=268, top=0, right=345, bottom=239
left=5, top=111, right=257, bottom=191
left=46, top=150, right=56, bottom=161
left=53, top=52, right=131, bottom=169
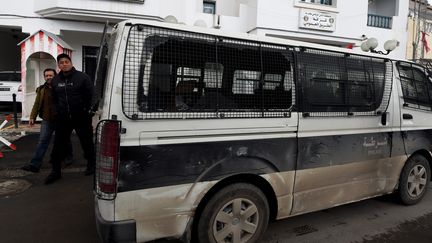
left=197, top=183, right=269, bottom=243
left=398, top=154, right=431, bottom=205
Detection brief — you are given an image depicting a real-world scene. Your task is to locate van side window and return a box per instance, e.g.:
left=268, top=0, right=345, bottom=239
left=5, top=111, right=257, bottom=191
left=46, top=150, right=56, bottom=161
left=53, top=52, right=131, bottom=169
left=397, top=62, right=432, bottom=110
left=123, top=24, right=294, bottom=119
left=297, top=48, right=392, bottom=116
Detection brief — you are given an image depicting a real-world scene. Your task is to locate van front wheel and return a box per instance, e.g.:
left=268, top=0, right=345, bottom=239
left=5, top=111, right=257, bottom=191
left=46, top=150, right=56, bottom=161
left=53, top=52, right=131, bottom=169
left=398, top=154, right=431, bottom=205
left=197, top=183, right=269, bottom=243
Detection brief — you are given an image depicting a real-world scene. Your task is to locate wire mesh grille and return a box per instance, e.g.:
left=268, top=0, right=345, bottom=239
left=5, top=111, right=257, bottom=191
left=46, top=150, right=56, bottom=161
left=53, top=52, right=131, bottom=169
left=296, top=48, right=393, bottom=117
left=122, top=24, right=294, bottom=119
left=95, top=120, right=120, bottom=200
left=397, top=61, right=432, bottom=111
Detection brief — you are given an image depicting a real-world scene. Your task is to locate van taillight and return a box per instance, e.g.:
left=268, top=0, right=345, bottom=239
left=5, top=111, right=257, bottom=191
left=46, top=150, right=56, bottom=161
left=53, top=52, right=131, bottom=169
left=95, top=120, right=120, bottom=200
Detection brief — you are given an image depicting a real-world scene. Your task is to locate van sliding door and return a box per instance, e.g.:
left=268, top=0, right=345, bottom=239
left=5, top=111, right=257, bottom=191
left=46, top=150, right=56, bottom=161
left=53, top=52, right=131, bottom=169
left=292, top=48, right=396, bottom=215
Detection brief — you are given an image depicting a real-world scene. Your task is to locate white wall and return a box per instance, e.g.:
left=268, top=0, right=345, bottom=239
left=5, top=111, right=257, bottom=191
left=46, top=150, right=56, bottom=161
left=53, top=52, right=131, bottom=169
left=1, top=0, right=410, bottom=66
left=253, top=0, right=408, bottom=59
left=60, top=31, right=103, bottom=71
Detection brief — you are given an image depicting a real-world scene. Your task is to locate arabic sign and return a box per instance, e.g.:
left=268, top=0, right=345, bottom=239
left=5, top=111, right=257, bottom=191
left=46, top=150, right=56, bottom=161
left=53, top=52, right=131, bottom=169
left=299, top=9, right=336, bottom=32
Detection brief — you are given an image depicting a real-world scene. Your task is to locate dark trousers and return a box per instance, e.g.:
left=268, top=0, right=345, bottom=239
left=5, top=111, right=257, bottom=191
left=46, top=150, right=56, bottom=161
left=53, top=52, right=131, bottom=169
left=50, top=114, right=95, bottom=175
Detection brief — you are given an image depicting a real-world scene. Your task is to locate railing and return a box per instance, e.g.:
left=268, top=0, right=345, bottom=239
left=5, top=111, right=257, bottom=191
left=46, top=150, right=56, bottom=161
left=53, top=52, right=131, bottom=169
left=367, top=14, right=392, bottom=29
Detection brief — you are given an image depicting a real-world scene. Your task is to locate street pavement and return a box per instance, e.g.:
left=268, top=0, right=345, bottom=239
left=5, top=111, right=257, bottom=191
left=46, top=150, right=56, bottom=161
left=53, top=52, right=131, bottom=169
left=0, top=132, right=100, bottom=243
left=1, top=133, right=432, bottom=243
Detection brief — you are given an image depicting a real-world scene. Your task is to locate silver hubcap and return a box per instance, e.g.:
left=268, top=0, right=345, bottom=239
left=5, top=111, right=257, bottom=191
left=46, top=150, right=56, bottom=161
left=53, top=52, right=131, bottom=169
left=213, top=198, right=259, bottom=243
left=407, top=165, right=427, bottom=198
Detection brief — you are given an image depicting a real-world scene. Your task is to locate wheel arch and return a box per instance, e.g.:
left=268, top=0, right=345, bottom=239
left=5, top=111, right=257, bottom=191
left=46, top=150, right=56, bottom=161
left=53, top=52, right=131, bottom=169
left=190, top=173, right=278, bottom=240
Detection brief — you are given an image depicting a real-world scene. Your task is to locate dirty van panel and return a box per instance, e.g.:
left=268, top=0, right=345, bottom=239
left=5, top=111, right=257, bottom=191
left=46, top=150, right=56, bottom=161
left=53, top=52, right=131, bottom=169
left=402, top=130, right=432, bottom=155
left=297, top=132, right=394, bottom=170
left=117, top=138, right=297, bottom=192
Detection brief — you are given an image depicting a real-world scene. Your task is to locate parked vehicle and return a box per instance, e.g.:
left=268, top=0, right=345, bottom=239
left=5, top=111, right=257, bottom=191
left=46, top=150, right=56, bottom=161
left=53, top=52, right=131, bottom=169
left=93, top=20, right=432, bottom=243
left=0, top=71, right=22, bottom=103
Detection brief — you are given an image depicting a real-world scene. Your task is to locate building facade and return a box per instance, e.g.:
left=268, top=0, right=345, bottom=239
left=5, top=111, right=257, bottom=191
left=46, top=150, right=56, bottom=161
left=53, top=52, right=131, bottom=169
left=0, top=0, right=409, bottom=120
left=406, top=0, right=432, bottom=61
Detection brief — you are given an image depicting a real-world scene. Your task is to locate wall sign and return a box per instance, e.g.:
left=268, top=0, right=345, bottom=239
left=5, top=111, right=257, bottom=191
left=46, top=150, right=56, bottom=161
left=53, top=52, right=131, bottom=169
left=299, top=9, right=336, bottom=32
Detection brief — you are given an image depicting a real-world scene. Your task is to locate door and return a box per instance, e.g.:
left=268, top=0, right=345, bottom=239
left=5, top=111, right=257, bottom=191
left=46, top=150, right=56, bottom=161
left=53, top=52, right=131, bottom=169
left=292, top=48, right=395, bottom=215
left=396, top=61, right=432, bottom=156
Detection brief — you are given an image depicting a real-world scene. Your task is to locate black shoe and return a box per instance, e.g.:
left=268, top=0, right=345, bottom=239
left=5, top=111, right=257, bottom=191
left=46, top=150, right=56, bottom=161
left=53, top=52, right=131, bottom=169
left=44, top=173, right=62, bottom=185
left=84, top=168, right=95, bottom=176
left=22, top=164, right=40, bottom=173
left=64, top=157, right=75, bottom=168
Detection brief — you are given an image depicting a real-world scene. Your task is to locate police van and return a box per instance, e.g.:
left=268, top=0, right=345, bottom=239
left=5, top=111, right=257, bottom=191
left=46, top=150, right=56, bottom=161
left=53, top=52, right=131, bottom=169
left=93, top=20, right=432, bottom=243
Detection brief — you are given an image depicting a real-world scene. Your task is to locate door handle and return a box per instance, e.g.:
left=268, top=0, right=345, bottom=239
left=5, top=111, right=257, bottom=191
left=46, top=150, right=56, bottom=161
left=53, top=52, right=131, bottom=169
left=403, top=113, right=413, bottom=120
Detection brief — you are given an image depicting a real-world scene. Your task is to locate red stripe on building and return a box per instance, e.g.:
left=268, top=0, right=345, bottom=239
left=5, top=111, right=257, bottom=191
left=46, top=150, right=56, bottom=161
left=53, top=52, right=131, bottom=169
left=57, top=44, right=63, bottom=56
left=20, top=42, right=26, bottom=92
left=39, top=31, right=44, bottom=52
left=29, top=35, right=35, bottom=54
left=48, top=36, right=53, bottom=53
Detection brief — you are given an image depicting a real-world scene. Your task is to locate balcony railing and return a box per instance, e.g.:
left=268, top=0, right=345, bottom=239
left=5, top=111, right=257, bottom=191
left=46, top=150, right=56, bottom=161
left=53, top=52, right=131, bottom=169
left=367, top=14, right=392, bottom=29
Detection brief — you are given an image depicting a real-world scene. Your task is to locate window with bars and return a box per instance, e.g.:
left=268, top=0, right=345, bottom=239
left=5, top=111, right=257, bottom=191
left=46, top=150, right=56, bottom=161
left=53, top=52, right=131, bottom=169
left=203, top=1, right=216, bottom=14
left=297, top=48, right=392, bottom=116
left=397, top=62, right=432, bottom=111
left=122, top=25, right=294, bottom=120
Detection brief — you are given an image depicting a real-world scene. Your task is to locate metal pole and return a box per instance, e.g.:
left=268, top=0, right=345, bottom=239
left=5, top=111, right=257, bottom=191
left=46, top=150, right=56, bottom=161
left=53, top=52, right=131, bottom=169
left=12, top=93, right=18, bottom=129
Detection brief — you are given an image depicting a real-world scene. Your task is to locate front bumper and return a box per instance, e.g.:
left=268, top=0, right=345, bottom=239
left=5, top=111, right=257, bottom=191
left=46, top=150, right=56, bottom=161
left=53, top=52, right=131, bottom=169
left=95, top=202, right=137, bottom=243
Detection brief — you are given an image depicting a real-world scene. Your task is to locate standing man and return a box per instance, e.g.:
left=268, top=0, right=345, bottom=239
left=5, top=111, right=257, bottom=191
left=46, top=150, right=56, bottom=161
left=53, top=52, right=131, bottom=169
left=45, top=53, right=95, bottom=184
left=21, top=68, right=74, bottom=173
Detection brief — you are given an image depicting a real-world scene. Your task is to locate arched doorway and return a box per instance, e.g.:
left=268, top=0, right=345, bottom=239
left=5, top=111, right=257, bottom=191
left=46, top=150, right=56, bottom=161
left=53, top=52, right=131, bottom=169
left=23, top=52, right=56, bottom=119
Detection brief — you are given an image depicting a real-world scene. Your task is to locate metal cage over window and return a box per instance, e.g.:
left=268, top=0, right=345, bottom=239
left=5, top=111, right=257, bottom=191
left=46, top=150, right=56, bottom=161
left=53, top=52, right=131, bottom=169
left=122, top=24, right=295, bottom=120
left=296, top=47, right=393, bottom=117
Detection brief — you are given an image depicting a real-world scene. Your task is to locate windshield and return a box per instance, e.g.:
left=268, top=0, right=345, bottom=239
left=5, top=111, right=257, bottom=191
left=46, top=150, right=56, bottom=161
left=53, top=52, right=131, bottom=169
left=0, top=73, right=21, bottom=81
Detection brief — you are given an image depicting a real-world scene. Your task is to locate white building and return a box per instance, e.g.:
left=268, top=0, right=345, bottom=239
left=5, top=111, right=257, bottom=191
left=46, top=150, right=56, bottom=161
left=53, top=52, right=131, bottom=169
left=0, top=0, right=409, bottom=120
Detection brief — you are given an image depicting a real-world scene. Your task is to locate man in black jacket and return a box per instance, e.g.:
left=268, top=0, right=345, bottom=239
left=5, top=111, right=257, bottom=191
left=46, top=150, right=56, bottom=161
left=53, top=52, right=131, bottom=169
left=45, top=53, right=95, bottom=184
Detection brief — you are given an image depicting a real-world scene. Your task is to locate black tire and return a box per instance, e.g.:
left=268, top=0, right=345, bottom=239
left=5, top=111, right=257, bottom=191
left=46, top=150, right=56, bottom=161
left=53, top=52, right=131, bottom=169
left=197, top=183, right=269, bottom=243
left=398, top=154, right=431, bottom=205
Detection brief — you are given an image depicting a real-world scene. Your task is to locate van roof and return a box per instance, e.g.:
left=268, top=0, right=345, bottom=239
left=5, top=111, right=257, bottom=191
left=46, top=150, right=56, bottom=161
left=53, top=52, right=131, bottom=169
left=117, top=19, right=410, bottom=63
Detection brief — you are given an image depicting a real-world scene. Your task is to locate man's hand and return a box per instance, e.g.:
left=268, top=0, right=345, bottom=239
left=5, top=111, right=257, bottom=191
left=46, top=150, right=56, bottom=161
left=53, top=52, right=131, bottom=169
left=29, top=119, right=34, bottom=126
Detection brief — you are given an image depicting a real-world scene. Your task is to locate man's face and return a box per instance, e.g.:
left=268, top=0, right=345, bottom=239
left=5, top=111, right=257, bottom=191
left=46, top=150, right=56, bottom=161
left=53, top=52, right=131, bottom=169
left=44, top=70, right=55, bottom=84
left=58, top=57, right=73, bottom=72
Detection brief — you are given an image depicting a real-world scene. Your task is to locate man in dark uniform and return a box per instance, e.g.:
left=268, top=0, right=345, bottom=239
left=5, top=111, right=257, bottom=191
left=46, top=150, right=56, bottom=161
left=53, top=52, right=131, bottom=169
left=45, top=53, right=95, bottom=184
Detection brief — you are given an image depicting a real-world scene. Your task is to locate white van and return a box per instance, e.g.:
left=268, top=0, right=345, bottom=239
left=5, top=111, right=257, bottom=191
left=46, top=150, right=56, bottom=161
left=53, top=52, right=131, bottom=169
left=93, top=20, right=432, bottom=243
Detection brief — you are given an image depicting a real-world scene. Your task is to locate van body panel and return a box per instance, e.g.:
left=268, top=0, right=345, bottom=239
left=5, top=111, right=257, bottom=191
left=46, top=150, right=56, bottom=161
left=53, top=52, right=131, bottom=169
left=261, top=171, right=296, bottom=219
left=114, top=182, right=216, bottom=242
left=117, top=137, right=297, bottom=192
left=96, top=199, right=115, bottom=221
left=292, top=156, right=406, bottom=214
